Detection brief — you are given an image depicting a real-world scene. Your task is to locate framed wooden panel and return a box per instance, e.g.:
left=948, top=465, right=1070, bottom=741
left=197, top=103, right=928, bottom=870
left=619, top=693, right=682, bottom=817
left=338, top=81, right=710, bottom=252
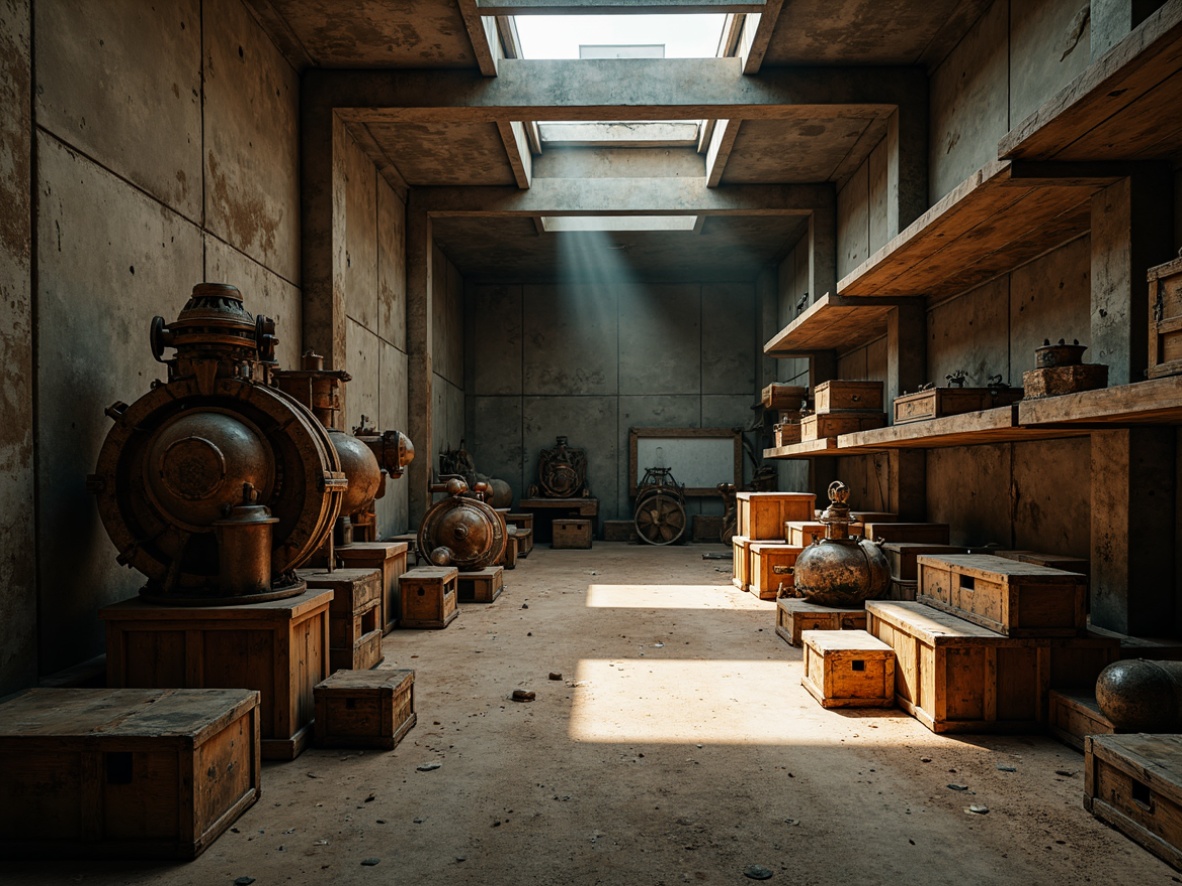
left=628, top=427, right=742, bottom=497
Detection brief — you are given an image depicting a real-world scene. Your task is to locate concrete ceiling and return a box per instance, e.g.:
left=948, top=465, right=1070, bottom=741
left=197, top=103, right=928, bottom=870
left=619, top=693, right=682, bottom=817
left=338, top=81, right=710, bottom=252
left=720, top=116, right=890, bottom=185
left=365, top=121, right=519, bottom=186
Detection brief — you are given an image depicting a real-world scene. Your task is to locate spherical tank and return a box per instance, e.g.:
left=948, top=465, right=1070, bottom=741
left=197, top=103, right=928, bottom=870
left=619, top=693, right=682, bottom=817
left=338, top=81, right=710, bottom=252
left=329, top=429, right=382, bottom=517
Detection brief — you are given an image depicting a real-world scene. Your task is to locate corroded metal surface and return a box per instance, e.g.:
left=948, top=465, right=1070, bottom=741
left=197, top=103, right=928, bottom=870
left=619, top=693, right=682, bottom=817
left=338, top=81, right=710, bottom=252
left=418, top=478, right=507, bottom=571
left=532, top=435, right=589, bottom=499
left=1096, top=659, right=1182, bottom=732
left=792, top=480, right=890, bottom=607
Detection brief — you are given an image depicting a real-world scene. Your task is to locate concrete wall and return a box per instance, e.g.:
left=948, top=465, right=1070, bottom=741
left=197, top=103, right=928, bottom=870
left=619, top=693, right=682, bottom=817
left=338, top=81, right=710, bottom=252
left=836, top=137, right=895, bottom=281
left=465, top=281, right=757, bottom=522
left=32, top=0, right=301, bottom=677
left=433, top=246, right=466, bottom=467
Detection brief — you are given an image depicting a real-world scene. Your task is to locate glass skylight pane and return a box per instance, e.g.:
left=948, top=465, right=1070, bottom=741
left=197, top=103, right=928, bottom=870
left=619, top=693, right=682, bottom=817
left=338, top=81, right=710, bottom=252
left=539, top=121, right=700, bottom=146
left=515, top=14, right=726, bottom=59
left=541, top=216, right=697, bottom=233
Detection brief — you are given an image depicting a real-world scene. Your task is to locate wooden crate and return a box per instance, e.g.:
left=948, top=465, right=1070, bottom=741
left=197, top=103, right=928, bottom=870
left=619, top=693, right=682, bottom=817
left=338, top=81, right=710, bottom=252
left=862, top=522, right=950, bottom=545
left=732, top=535, right=752, bottom=590
left=603, top=519, right=638, bottom=542
left=917, top=554, right=1087, bottom=638
left=390, top=533, right=420, bottom=566
left=851, top=511, right=896, bottom=524
left=1149, top=255, right=1182, bottom=379
left=513, top=526, right=533, bottom=558
left=893, top=386, right=1024, bottom=424
left=502, top=531, right=519, bottom=569
left=400, top=566, right=459, bottom=629
left=0, top=688, right=259, bottom=859
left=1048, top=689, right=1117, bottom=752
left=314, top=668, right=416, bottom=750
left=994, top=549, right=1089, bottom=580
left=773, top=422, right=802, bottom=447
left=735, top=492, right=816, bottom=540
left=784, top=521, right=825, bottom=546
left=776, top=598, right=867, bottom=647
left=1085, top=733, right=1182, bottom=871
left=801, top=629, right=895, bottom=708
left=761, top=383, right=807, bottom=410
left=888, top=578, right=918, bottom=601
left=1023, top=364, right=1108, bottom=398
left=100, top=589, right=331, bottom=760
left=335, top=541, right=409, bottom=634
left=458, top=565, right=504, bottom=603
left=691, top=514, right=724, bottom=543
left=800, top=411, right=886, bottom=441
left=303, top=568, right=384, bottom=672
left=813, top=380, right=884, bottom=412
left=553, top=518, right=593, bottom=549
left=747, top=542, right=803, bottom=600
left=883, top=542, right=967, bottom=581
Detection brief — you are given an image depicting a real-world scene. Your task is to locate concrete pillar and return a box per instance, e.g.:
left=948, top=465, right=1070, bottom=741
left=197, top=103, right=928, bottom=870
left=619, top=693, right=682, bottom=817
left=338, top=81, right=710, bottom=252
left=757, top=265, right=779, bottom=388
left=1091, top=428, right=1175, bottom=635
left=1091, top=168, right=1173, bottom=386
left=1091, top=0, right=1160, bottom=58
left=890, top=100, right=928, bottom=233
left=0, top=0, right=36, bottom=695
left=808, top=194, right=837, bottom=300
left=808, top=351, right=838, bottom=500
left=406, top=193, right=434, bottom=527
left=886, top=302, right=927, bottom=519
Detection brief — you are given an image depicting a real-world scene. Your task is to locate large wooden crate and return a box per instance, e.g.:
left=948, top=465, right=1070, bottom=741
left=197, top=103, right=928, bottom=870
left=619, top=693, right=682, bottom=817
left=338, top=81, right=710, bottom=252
left=892, top=386, right=1024, bottom=424
left=775, top=599, right=866, bottom=647
left=917, top=554, right=1087, bottom=638
left=1149, top=255, right=1182, bottom=379
left=732, top=535, right=753, bottom=590
left=862, top=522, right=950, bottom=544
left=801, top=630, right=895, bottom=708
left=747, top=542, right=803, bottom=599
left=400, top=566, right=459, bottom=629
left=883, top=543, right=967, bottom=581
left=101, top=589, right=331, bottom=760
left=303, top=568, right=384, bottom=672
left=314, top=668, right=416, bottom=750
left=1085, top=733, right=1182, bottom=871
left=813, top=379, right=884, bottom=412
left=0, top=688, right=260, bottom=859
left=735, top=492, right=816, bottom=540
left=800, top=411, right=886, bottom=441
left=1048, top=689, right=1117, bottom=752
left=335, top=541, right=409, bottom=634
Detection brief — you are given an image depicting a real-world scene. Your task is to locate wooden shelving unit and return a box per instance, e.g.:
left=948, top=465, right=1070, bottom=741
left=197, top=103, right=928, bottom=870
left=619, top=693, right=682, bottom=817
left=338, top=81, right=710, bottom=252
left=763, top=294, right=916, bottom=356
left=1000, top=1, right=1182, bottom=162
left=839, top=405, right=1087, bottom=451
left=1019, top=375, right=1182, bottom=428
left=762, top=437, right=842, bottom=459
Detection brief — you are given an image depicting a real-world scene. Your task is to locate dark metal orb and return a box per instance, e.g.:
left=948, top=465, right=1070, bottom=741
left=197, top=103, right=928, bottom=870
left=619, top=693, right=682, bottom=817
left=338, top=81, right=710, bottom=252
left=1096, top=659, right=1182, bottom=732
left=329, top=428, right=382, bottom=517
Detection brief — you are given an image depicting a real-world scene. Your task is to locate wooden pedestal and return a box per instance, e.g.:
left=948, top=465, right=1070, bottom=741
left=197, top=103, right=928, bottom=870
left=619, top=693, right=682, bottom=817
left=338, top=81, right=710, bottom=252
left=553, top=518, right=593, bottom=549
left=391, top=533, right=420, bottom=566
left=335, top=541, right=410, bottom=634
left=801, top=629, right=895, bottom=708
left=775, top=599, right=866, bottom=647
left=732, top=535, right=752, bottom=590
left=400, top=567, right=459, bottom=629
left=458, top=566, right=504, bottom=603
left=506, top=514, right=534, bottom=556
left=101, top=589, right=332, bottom=760
left=314, top=669, right=417, bottom=750
left=303, top=568, right=384, bottom=672
left=0, top=688, right=260, bottom=859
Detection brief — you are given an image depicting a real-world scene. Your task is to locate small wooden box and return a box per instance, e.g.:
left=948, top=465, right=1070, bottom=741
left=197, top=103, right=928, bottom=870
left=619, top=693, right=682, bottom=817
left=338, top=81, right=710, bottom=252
left=747, top=542, right=804, bottom=600
left=736, top=492, right=816, bottom=540
left=400, top=566, right=459, bottom=629
left=892, top=387, right=1024, bottom=424
left=501, top=531, right=519, bottom=569
left=1048, top=689, right=1116, bottom=752
left=303, top=568, right=384, bottom=672
left=888, top=577, right=918, bottom=601
left=762, top=383, right=807, bottom=410
left=603, top=519, right=639, bottom=542
left=314, top=669, right=416, bottom=750
left=692, top=514, right=724, bottom=543
left=335, top=541, right=409, bottom=634
left=458, top=565, right=504, bottom=603
left=101, top=589, right=331, bottom=760
left=800, top=411, right=886, bottom=441
left=883, top=542, right=968, bottom=581
left=1148, top=255, right=1182, bottom=379
left=506, top=513, right=534, bottom=557
left=1085, top=733, right=1182, bottom=871
left=813, top=380, right=884, bottom=413
left=783, top=521, right=862, bottom=546
left=1023, top=364, right=1108, bottom=398
left=801, top=629, right=895, bottom=708
left=773, top=422, right=802, bottom=447
left=775, top=598, right=867, bottom=647
left=732, top=535, right=752, bottom=590
left=0, top=688, right=260, bottom=859
left=553, top=518, right=593, bottom=549
left=851, top=511, right=896, bottom=524
left=862, top=522, right=950, bottom=545
left=918, top=554, right=1087, bottom=638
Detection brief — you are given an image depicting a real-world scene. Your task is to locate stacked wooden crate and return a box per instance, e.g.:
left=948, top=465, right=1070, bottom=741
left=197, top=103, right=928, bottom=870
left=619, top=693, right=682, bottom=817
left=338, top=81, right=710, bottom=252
left=730, top=492, right=813, bottom=599
left=800, top=380, right=886, bottom=442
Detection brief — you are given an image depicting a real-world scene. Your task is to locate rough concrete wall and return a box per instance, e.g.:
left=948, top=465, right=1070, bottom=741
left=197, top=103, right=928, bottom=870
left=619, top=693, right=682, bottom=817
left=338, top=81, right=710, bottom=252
left=836, top=135, right=893, bottom=287
left=432, top=247, right=466, bottom=468
left=1009, top=0, right=1092, bottom=125
left=0, top=0, right=36, bottom=696
left=33, top=0, right=300, bottom=676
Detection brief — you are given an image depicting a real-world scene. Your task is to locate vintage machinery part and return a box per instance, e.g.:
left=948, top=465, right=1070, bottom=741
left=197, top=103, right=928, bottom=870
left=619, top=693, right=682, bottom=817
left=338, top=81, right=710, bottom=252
left=790, top=480, right=890, bottom=607
left=89, top=284, right=347, bottom=604
left=1095, top=659, right=1182, bottom=732
left=438, top=440, right=513, bottom=509
left=1035, top=338, right=1087, bottom=368
left=633, top=467, right=687, bottom=546
left=417, top=478, right=507, bottom=570
left=533, top=435, right=589, bottom=498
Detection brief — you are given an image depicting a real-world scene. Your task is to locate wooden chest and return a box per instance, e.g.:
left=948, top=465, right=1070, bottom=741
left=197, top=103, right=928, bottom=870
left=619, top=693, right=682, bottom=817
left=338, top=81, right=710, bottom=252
left=1148, top=255, right=1182, bottom=379
left=1023, top=364, right=1108, bottom=398
left=761, top=382, right=807, bottom=410
left=892, top=387, right=1024, bottom=424
left=1048, top=689, right=1117, bottom=752
left=813, top=379, right=884, bottom=412
left=732, top=535, right=752, bottom=590
left=773, top=421, right=802, bottom=447
left=800, top=411, right=886, bottom=441
left=400, top=566, right=459, bottom=629
left=553, top=518, right=593, bottom=549
left=1086, top=733, right=1182, bottom=870
left=458, top=566, right=504, bottom=603
left=101, top=589, right=331, bottom=760
left=303, top=568, right=384, bottom=672
left=801, top=630, right=895, bottom=708
left=314, top=668, right=416, bottom=750
left=918, top=554, right=1087, bottom=638
left=776, top=598, right=867, bottom=647
left=736, top=492, right=816, bottom=540
left=862, top=522, right=950, bottom=545
left=883, top=543, right=967, bottom=581
left=603, top=519, right=638, bottom=542
left=747, top=542, right=803, bottom=600
left=335, top=541, right=409, bottom=634
left=0, top=688, right=260, bottom=859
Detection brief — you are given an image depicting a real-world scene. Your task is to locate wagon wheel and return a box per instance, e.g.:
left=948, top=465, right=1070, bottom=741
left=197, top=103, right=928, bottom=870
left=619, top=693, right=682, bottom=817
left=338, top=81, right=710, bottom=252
left=634, top=491, right=687, bottom=546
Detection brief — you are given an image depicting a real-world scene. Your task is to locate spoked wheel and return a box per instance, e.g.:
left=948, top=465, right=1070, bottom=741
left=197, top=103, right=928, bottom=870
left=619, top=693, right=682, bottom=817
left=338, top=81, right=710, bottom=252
left=634, top=491, right=687, bottom=545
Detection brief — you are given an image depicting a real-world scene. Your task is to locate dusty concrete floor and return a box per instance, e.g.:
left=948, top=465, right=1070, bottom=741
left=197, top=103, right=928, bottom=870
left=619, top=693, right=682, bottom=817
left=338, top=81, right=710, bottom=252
left=9, top=543, right=1181, bottom=885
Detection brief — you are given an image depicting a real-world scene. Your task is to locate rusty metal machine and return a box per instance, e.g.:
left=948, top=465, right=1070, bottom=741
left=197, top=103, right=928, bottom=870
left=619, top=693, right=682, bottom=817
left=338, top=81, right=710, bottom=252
left=417, top=478, right=506, bottom=569
left=530, top=435, right=589, bottom=498
left=439, top=440, right=513, bottom=509
left=787, top=480, right=890, bottom=607
left=633, top=465, right=687, bottom=546
left=89, top=283, right=412, bottom=604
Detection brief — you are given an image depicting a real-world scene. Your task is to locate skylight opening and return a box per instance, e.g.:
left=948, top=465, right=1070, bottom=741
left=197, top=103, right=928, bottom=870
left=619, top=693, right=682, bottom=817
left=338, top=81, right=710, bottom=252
left=540, top=216, right=698, bottom=233
left=515, top=14, right=726, bottom=60
left=538, top=121, right=700, bottom=148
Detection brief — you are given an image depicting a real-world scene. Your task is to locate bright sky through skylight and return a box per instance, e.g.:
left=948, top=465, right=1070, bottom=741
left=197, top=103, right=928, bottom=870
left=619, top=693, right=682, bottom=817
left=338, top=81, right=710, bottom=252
left=515, top=14, right=726, bottom=59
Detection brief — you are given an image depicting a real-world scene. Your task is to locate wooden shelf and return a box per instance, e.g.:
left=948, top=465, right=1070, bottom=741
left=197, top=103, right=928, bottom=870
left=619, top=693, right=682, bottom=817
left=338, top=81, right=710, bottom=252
left=838, top=405, right=1087, bottom=451
left=763, top=294, right=917, bottom=356
left=763, top=438, right=841, bottom=459
left=838, top=160, right=1117, bottom=298
left=1018, top=375, right=1182, bottom=427
left=1000, top=1, right=1182, bottom=161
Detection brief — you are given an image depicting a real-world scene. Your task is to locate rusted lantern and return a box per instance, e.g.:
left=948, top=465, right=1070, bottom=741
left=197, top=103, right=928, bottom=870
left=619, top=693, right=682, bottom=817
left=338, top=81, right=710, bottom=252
left=789, top=480, right=890, bottom=607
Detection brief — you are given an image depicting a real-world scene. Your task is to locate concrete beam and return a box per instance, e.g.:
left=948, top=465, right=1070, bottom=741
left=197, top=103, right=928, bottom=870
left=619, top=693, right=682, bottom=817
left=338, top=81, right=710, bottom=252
left=458, top=0, right=500, bottom=77
left=312, top=61, right=925, bottom=123
left=406, top=194, right=434, bottom=527
left=300, top=103, right=348, bottom=371
left=705, top=119, right=741, bottom=188
left=739, top=0, right=784, bottom=75
left=476, top=0, right=764, bottom=13
left=496, top=120, right=533, bottom=189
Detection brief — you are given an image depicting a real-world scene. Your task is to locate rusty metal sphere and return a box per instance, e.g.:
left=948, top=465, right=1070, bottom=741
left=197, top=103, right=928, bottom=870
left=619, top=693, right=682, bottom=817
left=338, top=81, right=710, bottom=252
left=488, top=478, right=513, bottom=509
left=328, top=428, right=382, bottom=517
left=1096, top=659, right=1182, bottom=732
left=793, top=538, right=890, bottom=606
left=417, top=490, right=506, bottom=570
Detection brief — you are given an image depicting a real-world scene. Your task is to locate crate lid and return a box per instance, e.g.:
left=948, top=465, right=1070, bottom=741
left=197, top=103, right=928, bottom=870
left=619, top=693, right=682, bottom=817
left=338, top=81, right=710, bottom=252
left=801, top=629, right=891, bottom=652
left=866, top=601, right=1016, bottom=644
left=316, top=669, right=414, bottom=696
left=915, top=554, right=1085, bottom=582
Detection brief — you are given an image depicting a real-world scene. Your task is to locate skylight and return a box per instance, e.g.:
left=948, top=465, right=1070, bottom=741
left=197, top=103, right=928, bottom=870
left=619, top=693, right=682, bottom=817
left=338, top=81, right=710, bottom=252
left=538, top=121, right=700, bottom=147
left=540, top=216, right=697, bottom=233
left=515, top=14, right=726, bottom=60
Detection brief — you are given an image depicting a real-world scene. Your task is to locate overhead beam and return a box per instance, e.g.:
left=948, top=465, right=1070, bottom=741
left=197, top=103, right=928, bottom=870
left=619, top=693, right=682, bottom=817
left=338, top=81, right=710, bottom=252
left=705, top=119, right=741, bottom=187
left=739, top=0, right=784, bottom=74
left=496, top=120, right=534, bottom=188
left=476, top=0, right=764, bottom=13
left=310, top=60, right=924, bottom=123
left=457, top=0, right=501, bottom=77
